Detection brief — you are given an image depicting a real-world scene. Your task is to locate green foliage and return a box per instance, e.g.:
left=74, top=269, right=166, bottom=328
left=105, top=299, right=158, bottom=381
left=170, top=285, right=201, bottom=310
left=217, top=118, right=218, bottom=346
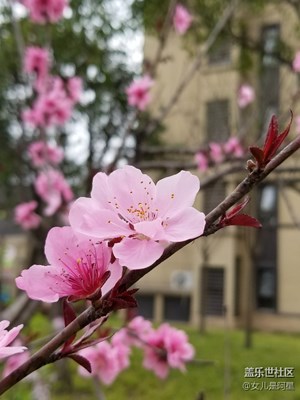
left=3, top=328, right=300, bottom=399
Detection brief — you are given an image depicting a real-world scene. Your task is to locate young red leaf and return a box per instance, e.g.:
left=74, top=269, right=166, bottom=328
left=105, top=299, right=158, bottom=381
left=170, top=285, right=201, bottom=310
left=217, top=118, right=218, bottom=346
left=68, top=354, right=92, bottom=373
left=224, top=214, right=262, bottom=228
left=225, top=196, right=250, bottom=218
left=263, top=115, right=279, bottom=161
left=249, top=146, right=264, bottom=167
left=62, top=300, right=77, bottom=352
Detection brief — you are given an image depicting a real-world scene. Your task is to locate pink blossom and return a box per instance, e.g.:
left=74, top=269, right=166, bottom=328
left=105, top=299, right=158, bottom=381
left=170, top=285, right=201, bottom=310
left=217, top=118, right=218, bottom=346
left=292, top=51, right=300, bottom=72
left=22, top=0, right=68, bottom=24
left=113, top=316, right=153, bottom=348
left=0, top=321, right=27, bottom=360
left=69, top=166, right=206, bottom=270
left=195, top=152, right=208, bottom=172
left=143, top=324, right=194, bottom=379
left=67, top=77, right=83, bottom=103
left=24, top=47, right=50, bottom=91
left=16, top=226, right=122, bottom=302
left=14, top=201, right=41, bottom=230
left=223, top=137, right=244, bottom=158
left=28, top=141, right=64, bottom=168
left=209, top=142, right=224, bottom=164
left=126, top=75, right=154, bottom=111
left=23, top=83, right=73, bottom=128
left=2, top=344, right=30, bottom=378
left=173, top=4, right=193, bottom=35
left=34, top=170, right=73, bottom=216
left=237, top=84, right=255, bottom=108
left=78, top=341, right=121, bottom=385
left=111, top=336, right=131, bottom=371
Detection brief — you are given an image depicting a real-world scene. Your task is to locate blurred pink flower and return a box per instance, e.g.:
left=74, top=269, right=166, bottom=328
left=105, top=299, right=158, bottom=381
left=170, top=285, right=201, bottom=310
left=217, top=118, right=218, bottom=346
left=126, top=75, right=154, bottom=111
left=16, top=226, right=122, bottom=302
left=173, top=4, right=193, bottom=35
left=69, top=166, right=206, bottom=270
left=78, top=341, right=121, bottom=385
left=224, top=137, right=244, bottom=158
left=2, top=343, right=30, bottom=378
left=209, top=142, right=224, bottom=164
left=22, top=0, right=68, bottom=24
left=24, top=47, right=50, bottom=91
left=34, top=169, right=73, bottom=216
left=292, top=51, right=300, bottom=72
left=195, top=152, right=208, bottom=172
left=237, top=84, right=255, bottom=108
left=111, top=336, right=131, bottom=371
left=113, top=316, right=153, bottom=348
left=28, top=141, right=64, bottom=168
left=14, top=201, right=41, bottom=230
left=143, top=323, right=194, bottom=379
left=67, top=77, right=83, bottom=103
left=23, top=84, right=73, bottom=128
left=0, top=321, right=27, bottom=360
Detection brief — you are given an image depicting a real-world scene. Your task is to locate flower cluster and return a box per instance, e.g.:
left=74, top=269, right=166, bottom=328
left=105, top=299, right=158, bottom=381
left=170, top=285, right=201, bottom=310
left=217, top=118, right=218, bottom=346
left=17, top=166, right=205, bottom=301
left=195, top=137, right=245, bottom=172
left=21, top=0, right=68, bottom=24
left=78, top=316, right=194, bottom=384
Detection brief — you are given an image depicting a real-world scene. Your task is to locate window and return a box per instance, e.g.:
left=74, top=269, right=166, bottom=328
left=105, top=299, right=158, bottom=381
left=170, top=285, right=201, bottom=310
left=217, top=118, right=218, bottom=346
left=206, top=100, right=230, bottom=142
left=261, top=25, right=280, bottom=67
left=203, top=180, right=226, bottom=214
left=202, top=267, right=225, bottom=316
left=260, top=25, right=280, bottom=120
left=135, top=294, right=154, bottom=319
left=255, top=185, right=278, bottom=310
left=163, top=296, right=190, bottom=322
left=208, top=37, right=231, bottom=65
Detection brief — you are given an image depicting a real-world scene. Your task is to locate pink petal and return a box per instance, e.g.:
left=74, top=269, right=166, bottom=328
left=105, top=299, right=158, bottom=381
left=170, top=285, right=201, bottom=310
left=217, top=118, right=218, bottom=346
left=16, top=265, right=60, bottom=302
left=133, top=218, right=165, bottom=240
left=113, top=238, right=165, bottom=270
left=69, top=198, right=131, bottom=238
left=155, top=171, right=200, bottom=218
left=163, top=208, right=206, bottom=241
left=102, top=259, right=123, bottom=295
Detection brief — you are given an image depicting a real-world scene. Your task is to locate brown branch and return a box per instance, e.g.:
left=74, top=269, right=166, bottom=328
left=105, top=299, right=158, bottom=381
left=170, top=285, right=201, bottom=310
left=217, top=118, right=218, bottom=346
left=0, top=133, right=300, bottom=395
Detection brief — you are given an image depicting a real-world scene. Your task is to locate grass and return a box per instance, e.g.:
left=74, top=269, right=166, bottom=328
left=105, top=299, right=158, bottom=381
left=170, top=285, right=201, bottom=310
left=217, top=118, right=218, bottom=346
left=2, top=320, right=300, bottom=400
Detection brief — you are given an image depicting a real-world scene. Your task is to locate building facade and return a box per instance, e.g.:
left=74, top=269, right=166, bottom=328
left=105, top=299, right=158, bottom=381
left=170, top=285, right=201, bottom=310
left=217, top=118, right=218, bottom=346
left=137, top=2, right=300, bottom=332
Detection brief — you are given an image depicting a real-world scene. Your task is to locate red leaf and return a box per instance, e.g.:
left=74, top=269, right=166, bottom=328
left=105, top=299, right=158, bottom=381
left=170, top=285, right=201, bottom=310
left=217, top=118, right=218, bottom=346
left=226, top=197, right=249, bottom=218
left=263, top=115, right=278, bottom=160
left=249, top=146, right=264, bottom=167
left=224, top=214, right=262, bottom=228
left=69, top=354, right=92, bottom=373
left=62, top=300, right=77, bottom=352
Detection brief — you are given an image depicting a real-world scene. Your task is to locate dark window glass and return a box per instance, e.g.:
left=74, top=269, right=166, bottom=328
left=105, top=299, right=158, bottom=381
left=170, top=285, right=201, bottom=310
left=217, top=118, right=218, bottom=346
left=208, top=37, right=231, bottom=65
left=255, top=184, right=277, bottom=310
left=256, top=267, right=276, bottom=309
left=164, top=296, right=190, bottom=322
left=206, top=100, right=230, bottom=142
left=203, top=267, right=224, bottom=316
left=262, top=25, right=280, bottom=67
left=203, top=180, right=226, bottom=214
left=136, top=294, right=154, bottom=319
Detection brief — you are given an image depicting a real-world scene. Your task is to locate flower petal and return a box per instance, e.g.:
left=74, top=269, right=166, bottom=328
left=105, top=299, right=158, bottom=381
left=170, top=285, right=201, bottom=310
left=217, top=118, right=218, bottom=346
left=16, top=265, right=60, bottom=302
left=102, top=259, right=123, bottom=295
left=133, top=218, right=166, bottom=240
left=113, top=238, right=165, bottom=270
left=155, top=171, right=200, bottom=218
left=163, top=208, right=206, bottom=241
left=69, top=197, right=131, bottom=238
